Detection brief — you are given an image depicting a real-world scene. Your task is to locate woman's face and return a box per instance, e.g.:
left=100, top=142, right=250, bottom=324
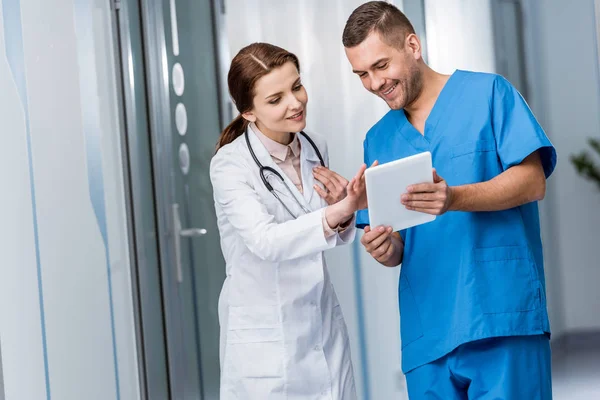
left=243, top=61, right=308, bottom=138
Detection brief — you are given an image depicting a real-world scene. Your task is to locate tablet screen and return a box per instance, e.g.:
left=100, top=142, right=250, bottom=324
left=365, top=151, right=436, bottom=232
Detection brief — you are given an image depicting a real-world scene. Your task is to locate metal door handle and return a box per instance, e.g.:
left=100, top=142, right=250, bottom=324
left=172, top=203, right=207, bottom=283
left=180, top=228, right=207, bottom=237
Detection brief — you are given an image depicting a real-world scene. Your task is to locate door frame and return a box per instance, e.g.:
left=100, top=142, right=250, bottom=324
left=112, top=0, right=230, bottom=398
left=112, top=0, right=171, bottom=398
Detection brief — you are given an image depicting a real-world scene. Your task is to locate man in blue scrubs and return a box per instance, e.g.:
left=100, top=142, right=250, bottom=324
left=342, top=2, right=556, bottom=399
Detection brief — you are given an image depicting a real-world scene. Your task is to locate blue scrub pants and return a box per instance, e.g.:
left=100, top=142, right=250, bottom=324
left=405, top=335, right=552, bottom=400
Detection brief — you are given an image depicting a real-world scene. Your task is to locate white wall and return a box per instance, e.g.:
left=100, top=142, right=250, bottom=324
left=518, top=0, right=567, bottom=340
left=424, top=0, right=495, bottom=74
left=0, top=1, right=139, bottom=399
left=521, top=0, right=600, bottom=334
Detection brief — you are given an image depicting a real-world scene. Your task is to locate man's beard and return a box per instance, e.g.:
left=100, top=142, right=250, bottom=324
left=390, top=67, right=423, bottom=110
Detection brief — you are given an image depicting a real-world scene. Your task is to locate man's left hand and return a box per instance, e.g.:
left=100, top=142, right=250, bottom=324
left=401, top=169, right=454, bottom=215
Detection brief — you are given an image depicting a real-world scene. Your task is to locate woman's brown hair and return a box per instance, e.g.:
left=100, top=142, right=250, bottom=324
left=216, top=43, right=301, bottom=150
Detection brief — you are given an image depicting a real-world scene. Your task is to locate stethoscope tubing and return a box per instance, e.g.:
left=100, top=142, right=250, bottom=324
left=245, top=130, right=325, bottom=218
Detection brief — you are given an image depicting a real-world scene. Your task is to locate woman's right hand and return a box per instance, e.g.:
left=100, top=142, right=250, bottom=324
left=313, top=166, right=349, bottom=205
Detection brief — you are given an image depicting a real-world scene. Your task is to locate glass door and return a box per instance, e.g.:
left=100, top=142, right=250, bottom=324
left=140, top=0, right=226, bottom=398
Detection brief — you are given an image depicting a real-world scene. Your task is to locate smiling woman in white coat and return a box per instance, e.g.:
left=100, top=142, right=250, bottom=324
left=210, top=42, right=368, bottom=400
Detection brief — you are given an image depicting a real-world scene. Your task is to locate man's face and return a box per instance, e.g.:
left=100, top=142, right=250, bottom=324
left=345, top=31, right=422, bottom=110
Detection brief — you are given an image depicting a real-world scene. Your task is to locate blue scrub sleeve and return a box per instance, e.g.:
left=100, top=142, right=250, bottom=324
left=492, top=76, right=557, bottom=178
left=356, top=137, right=370, bottom=229
left=356, top=209, right=369, bottom=229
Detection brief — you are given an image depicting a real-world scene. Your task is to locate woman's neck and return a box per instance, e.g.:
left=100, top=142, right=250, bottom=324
left=255, top=121, right=293, bottom=145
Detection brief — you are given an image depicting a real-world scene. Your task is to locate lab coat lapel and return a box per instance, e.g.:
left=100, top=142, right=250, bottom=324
left=246, top=127, right=312, bottom=213
left=298, top=133, right=322, bottom=207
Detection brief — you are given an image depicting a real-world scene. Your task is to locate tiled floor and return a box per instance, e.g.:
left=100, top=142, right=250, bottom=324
left=552, top=344, right=600, bottom=400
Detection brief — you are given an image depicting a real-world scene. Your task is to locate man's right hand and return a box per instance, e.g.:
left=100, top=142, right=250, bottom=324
left=360, top=225, right=404, bottom=267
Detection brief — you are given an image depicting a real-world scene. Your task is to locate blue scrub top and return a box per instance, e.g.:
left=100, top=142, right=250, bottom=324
left=357, top=70, right=557, bottom=373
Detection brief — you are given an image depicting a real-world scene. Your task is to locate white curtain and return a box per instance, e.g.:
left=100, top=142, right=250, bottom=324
left=225, top=1, right=407, bottom=399
left=424, top=0, right=496, bottom=74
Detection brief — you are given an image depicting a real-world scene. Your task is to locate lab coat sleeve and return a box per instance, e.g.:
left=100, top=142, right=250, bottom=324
left=336, top=215, right=356, bottom=244
left=210, top=150, right=338, bottom=262
left=491, top=75, right=557, bottom=178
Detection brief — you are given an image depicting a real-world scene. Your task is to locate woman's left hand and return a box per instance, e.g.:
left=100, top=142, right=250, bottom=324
left=313, top=166, right=349, bottom=205
left=345, top=161, right=378, bottom=211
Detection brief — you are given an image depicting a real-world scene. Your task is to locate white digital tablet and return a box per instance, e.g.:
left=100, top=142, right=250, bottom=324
left=365, top=151, right=436, bottom=232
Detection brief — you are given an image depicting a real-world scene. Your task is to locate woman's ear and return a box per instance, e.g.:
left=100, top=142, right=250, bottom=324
left=242, top=111, right=256, bottom=123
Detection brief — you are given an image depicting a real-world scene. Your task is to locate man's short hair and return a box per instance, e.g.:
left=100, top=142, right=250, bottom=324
left=342, top=1, right=415, bottom=49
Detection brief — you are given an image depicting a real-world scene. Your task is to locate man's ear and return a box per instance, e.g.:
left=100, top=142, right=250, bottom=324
left=405, top=33, right=422, bottom=60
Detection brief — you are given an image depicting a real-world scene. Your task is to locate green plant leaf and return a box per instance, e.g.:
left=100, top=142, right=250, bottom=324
left=570, top=138, right=600, bottom=190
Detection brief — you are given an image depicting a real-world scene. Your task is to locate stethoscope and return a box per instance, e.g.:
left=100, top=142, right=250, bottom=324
left=245, top=130, right=325, bottom=218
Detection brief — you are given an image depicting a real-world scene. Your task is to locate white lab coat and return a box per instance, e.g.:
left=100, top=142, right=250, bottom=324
left=209, top=127, right=357, bottom=400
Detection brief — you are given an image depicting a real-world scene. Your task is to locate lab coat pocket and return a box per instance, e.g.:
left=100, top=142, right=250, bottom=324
left=473, top=246, right=540, bottom=314
left=226, top=306, right=285, bottom=379
left=399, top=275, right=424, bottom=348
left=226, top=338, right=285, bottom=379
